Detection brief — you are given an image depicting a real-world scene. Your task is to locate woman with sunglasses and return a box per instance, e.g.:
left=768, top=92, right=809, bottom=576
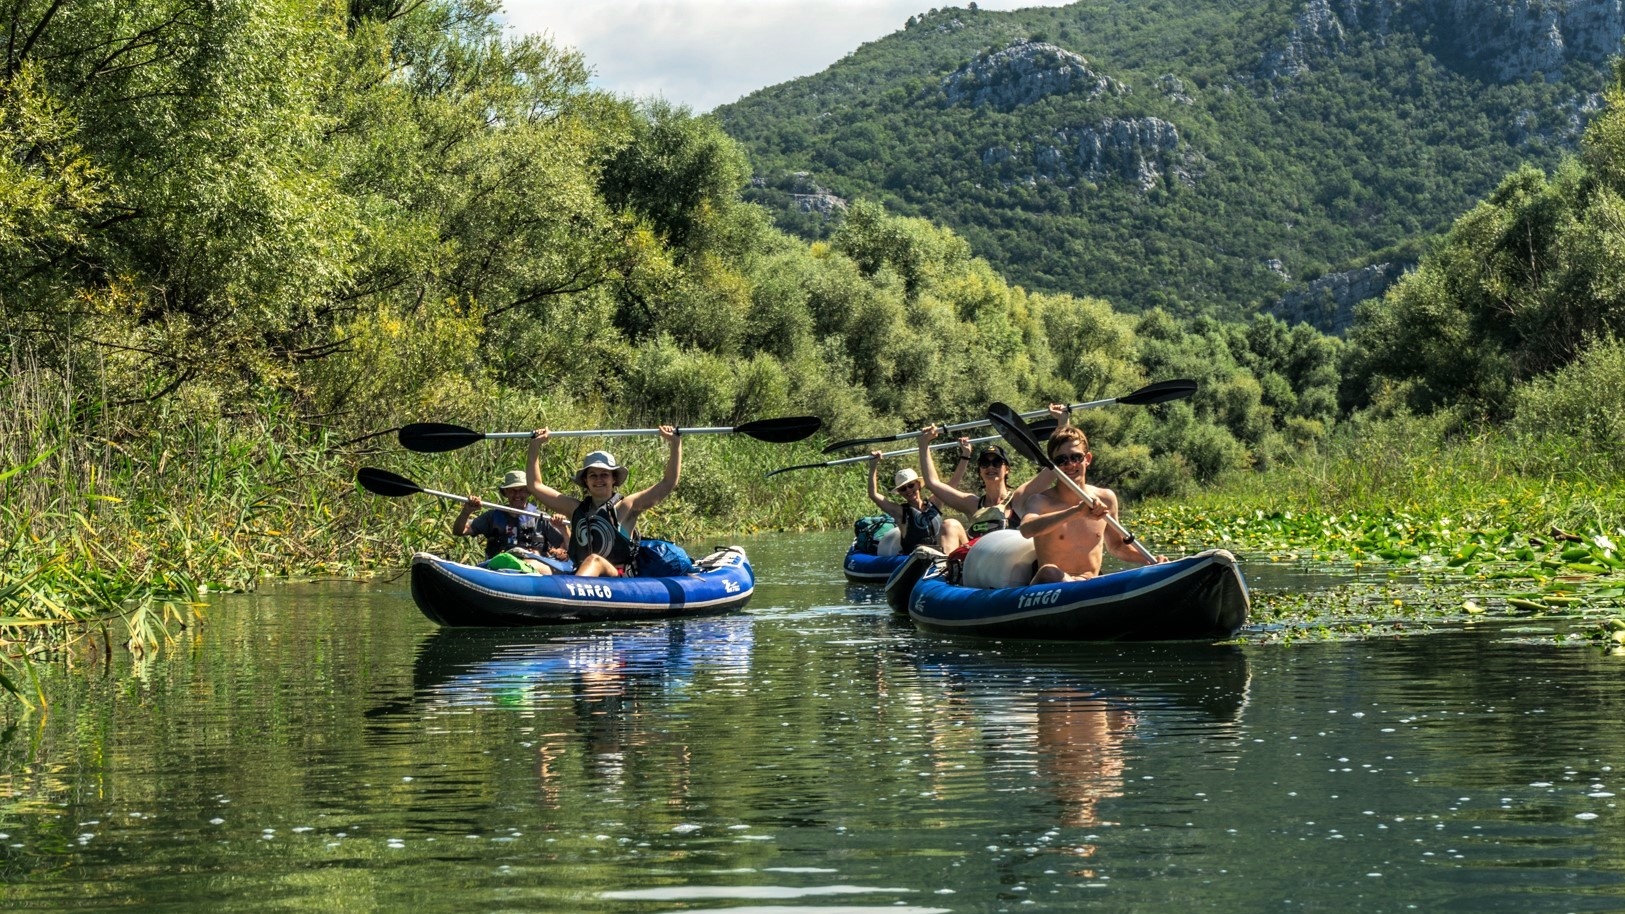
left=914, top=403, right=1068, bottom=558
left=866, top=452, right=958, bottom=555
left=1021, top=425, right=1165, bottom=583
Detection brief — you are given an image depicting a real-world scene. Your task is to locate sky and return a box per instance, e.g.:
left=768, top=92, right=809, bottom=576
left=499, top=1, right=1078, bottom=112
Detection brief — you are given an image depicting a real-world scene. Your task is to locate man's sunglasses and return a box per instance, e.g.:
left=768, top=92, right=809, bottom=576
left=1052, top=453, right=1087, bottom=467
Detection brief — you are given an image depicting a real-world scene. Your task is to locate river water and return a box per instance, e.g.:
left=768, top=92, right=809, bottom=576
left=1, top=531, right=1621, bottom=913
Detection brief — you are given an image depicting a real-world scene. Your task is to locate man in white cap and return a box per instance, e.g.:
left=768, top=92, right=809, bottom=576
left=453, top=470, right=569, bottom=568
left=524, top=425, right=681, bottom=577
left=866, top=450, right=953, bottom=554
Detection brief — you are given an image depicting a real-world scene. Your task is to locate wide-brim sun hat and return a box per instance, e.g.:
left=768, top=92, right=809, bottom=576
left=574, top=450, right=628, bottom=487
left=498, top=470, right=528, bottom=490
left=892, top=467, right=921, bottom=492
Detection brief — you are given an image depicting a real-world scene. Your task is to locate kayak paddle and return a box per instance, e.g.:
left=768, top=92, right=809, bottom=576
left=821, top=379, right=1197, bottom=454
left=356, top=467, right=542, bottom=518
left=766, top=418, right=1058, bottom=477
left=399, top=415, right=823, bottom=453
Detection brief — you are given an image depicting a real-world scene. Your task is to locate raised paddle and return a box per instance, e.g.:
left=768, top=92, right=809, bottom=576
left=356, top=467, right=542, bottom=518
left=766, top=418, right=1059, bottom=478
left=985, top=402, right=1157, bottom=564
left=821, top=378, right=1197, bottom=454
left=399, top=415, right=823, bottom=453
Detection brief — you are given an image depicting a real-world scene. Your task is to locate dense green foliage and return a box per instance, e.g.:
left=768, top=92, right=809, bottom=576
left=715, top=2, right=1607, bottom=318
left=1344, top=61, right=1625, bottom=419
left=2, top=0, right=1623, bottom=693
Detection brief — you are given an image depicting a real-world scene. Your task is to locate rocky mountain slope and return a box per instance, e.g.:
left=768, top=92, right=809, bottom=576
left=717, top=0, right=1622, bottom=326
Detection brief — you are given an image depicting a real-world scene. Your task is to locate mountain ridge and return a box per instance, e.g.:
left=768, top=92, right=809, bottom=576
left=716, top=0, right=1622, bottom=324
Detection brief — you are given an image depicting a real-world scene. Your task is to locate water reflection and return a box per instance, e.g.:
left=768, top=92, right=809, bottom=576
left=906, top=642, right=1250, bottom=869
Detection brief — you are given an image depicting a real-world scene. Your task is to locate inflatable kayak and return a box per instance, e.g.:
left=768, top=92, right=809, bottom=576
left=410, top=546, right=755, bottom=627
left=885, top=536, right=1249, bottom=641
left=843, top=547, right=908, bottom=583
left=843, top=517, right=904, bottom=583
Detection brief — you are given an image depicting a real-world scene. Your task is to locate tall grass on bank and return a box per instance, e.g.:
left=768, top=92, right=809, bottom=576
left=1135, top=410, right=1625, bottom=556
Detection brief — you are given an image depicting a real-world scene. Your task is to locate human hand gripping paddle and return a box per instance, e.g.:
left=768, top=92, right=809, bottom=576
left=985, top=403, right=1158, bottom=564
left=398, top=416, right=822, bottom=453
left=765, top=418, right=1059, bottom=477
left=820, top=379, right=1196, bottom=454
left=356, top=467, right=543, bottom=518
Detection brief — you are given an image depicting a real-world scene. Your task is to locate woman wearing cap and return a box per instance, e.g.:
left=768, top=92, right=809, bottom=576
left=914, top=403, right=1070, bottom=556
left=866, top=450, right=957, bottom=554
left=453, top=470, right=570, bottom=569
left=524, top=425, right=680, bottom=577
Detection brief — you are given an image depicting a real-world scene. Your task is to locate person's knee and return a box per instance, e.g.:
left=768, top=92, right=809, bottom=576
left=1031, top=564, right=1064, bottom=585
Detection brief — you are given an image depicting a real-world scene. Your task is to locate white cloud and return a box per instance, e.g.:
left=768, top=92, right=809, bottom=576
left=500, top=1, right=1076, bottom=111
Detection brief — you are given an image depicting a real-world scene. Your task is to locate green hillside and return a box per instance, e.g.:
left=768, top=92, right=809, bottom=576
left=715, top=0, right=1617, bottom=319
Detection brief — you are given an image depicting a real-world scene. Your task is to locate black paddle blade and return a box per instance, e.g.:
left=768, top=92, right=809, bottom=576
left=357, top=467, right=421, bottom=497
left=986, top=403, right=1051, bottom=469
left=739, top=415, right=823, bottom=443
left=764, top=462, right=827, bottom=478
left=1117, top=378, right=1198, bottom=406
left=398, top=422, right=485, bottom=453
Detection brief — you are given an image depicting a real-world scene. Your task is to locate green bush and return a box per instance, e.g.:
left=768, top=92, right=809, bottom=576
left=1512, top=336, right=1625, bottom=468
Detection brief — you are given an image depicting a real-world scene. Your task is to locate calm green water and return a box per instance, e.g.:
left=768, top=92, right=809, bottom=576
left=2, top=531, right=1622, bottom=913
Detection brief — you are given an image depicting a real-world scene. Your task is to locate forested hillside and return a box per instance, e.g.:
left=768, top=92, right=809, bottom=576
left=716, top=0, right=1622, bottom=320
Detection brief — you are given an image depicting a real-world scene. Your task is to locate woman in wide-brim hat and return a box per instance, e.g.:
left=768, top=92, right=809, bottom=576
left=524, top=426, right=681, bottom=577
left=865, top=451, right=950, bottom=555
left=914, top=403, right=1070, bottom=556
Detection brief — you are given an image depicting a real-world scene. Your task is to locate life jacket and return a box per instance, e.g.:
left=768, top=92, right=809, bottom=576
left=899, top=501, right=943, bottom=551
left=568, top=494, right=640, bottom=571
left=965, top=491, right=1019, bottom=538
left=474, top=508, right=562, bottom=560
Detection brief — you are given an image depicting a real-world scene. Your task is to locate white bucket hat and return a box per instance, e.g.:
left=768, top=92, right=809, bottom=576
left=498, top=470, right=527, bottom=491
left=573, top=450, right=628, bottom=487
left=892, top=467, right=921, bottom=492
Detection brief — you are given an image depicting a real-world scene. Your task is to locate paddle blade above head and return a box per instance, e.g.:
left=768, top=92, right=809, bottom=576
left=1116, top=378, right=1198, bottom=406
left=398, top=422, right=485, bottom=453
left=357, top=467, right=421, bottom=497
left=736, top=415, right=823, bottom=443
left=985, top=403, right=1053, bottom=470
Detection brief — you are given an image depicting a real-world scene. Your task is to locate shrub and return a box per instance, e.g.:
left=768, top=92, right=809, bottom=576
left=1512, top=336, right=1625, bottom=468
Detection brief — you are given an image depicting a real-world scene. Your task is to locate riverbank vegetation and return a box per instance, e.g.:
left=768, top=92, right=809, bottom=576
left=3, top=1, right=1624, bottom=697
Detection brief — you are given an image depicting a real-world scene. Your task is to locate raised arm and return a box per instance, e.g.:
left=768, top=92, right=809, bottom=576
left=621, top=426, right=682, bottom=517
left=867, top=452, right=905, bottom=524
left=525, top=429, right=582, bottom=515
left=916, top=425, right=978, bottom=514
left=452, top=496, right=483, bottom=537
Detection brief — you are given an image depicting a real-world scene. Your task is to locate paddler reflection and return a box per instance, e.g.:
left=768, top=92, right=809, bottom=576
left=1035, top=688, right=1135, bottom=868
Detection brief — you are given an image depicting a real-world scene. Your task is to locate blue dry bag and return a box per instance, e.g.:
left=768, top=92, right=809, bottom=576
left=636, top=538, right=695, bottom=577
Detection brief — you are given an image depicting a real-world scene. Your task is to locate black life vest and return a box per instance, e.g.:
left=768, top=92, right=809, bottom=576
left=568, top=494, right=640, bottom=570
left=899, top=502, right=943, bottom=551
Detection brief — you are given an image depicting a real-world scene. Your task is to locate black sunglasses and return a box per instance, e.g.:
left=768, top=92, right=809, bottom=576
left=1053, top=453, right=1087, bottom=467
left=977, top=456, right=1007, bottom=468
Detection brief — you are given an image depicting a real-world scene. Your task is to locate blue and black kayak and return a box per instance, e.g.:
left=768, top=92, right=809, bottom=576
left=410, top=547, right=755, bottom=627
left=887, top=548, right=1249, bottom=641
left=843, top=547, right=908, bottom=583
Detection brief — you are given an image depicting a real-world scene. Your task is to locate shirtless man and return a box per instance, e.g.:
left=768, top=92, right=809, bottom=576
left=1019, top=426, right=1166, bottom=583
